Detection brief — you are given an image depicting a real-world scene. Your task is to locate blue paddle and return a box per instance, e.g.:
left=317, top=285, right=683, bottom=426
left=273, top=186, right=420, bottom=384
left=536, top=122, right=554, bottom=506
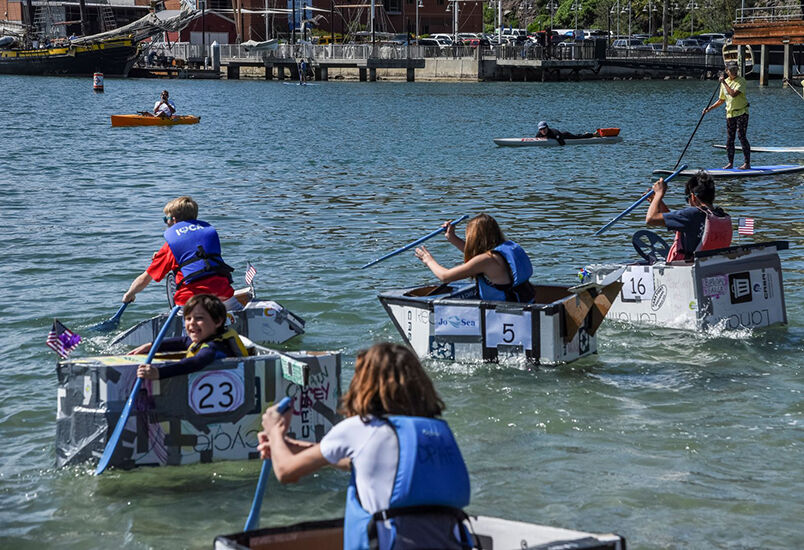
left=89, top=302, right=130, bottom=332
left=94, top=305, right=181, bottom=475
left=593, top=165, right=687, bottom=236
left=244, top=396, right=293, bottom=532
left=361, top=215, right=469, bottom=269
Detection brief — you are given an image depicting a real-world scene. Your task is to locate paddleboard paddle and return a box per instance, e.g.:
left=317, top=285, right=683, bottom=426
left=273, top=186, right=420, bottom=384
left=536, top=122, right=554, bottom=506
left=89, top=302, right=130, bottom=332
left=244, top=396, right=293, bottom=531
left=593, top=164, right=687, bottom=236
left=673, top=80, right=721, bottom=170
left=361, top=215, right=470, bottom=269
left=94, top=305, right=181, bottom=475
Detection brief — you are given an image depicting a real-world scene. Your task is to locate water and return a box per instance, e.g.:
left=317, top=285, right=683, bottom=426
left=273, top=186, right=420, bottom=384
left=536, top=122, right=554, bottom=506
left=1, top=75, right=802, bottom=549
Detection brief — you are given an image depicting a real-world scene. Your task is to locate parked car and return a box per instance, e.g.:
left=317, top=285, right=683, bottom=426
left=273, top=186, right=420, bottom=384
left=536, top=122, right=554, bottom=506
left=417, top=38, right=450, bottom=51
left=705, top=39, right=726, bottom=55
left=611, top=38, right=645, bottom=49
left=430, top=33, right=454, bottom=44
left=669, top=39, right=705, bottom=54
left=635, top=42, right=663, bottom=53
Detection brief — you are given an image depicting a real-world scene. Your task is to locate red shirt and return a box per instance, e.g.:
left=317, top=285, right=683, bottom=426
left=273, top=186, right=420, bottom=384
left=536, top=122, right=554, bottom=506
left=146, top=242, right=234, bottom=306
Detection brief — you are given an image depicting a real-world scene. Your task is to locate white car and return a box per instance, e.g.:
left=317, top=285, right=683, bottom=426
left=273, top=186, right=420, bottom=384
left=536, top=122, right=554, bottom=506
left=611, top=38, right=644, bottom=49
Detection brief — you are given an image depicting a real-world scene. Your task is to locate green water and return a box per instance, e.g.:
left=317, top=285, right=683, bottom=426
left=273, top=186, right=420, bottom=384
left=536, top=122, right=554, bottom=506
left=0, top=75, right=802, bottom=549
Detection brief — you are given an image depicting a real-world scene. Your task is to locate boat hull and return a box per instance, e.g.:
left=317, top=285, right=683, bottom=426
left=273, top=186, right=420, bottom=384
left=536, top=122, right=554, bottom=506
left=494, top=136, right=623, bottom=147
left=653, top=165, right=804, bottom=178
left=111, top=300, right=305, bottom=347
left=111, top=114, right=201, bottom=127
left=378, top=280, right=622, bottom=365
left=214, top=515, right=625, bottom=550
left=0, top=38, right=139, bottom=77
left=56, top=345, right=341, bottom=469
left=584, top=241, right=788, bottom=331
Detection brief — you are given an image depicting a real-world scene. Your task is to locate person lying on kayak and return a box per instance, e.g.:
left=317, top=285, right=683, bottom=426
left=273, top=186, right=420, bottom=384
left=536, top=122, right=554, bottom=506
left=132, top=294, right=248, bottom=380
left=414, top=213, right=535, bottom=303
left=257, top=342, right=472, bottom=550
left=645, top=170, right=732, bottom=262
left=153, top=90, right=176, bottom=118
left=537, top=120, right=595, bottom=145
left=122, top=195, right=239, bottom=309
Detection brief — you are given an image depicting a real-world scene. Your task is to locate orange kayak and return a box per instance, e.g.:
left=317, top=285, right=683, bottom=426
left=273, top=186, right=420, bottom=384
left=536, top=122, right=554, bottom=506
left=111, top=114, right=201, bottom=127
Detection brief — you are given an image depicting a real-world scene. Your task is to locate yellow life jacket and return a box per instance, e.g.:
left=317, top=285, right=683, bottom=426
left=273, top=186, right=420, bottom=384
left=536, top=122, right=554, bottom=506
left=186, top=327, right=248, bottom=359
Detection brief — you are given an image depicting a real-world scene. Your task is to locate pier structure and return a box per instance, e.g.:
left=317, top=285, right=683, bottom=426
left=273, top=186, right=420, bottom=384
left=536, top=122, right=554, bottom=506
left=732, top=4, right=804, bottom=87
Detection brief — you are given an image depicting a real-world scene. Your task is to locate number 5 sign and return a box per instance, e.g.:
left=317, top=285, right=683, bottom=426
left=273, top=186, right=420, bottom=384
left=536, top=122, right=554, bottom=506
left=484, top=310, right=532, bottom=350
left=188, top=366, right=245, bottom=415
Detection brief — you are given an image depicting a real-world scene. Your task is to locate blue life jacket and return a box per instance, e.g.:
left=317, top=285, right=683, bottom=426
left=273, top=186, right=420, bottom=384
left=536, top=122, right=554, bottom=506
left=477, top=241, right=535, bottom=303
left=343, top=416, right=472, bottom=550
left=163, top=220, right=234, bottom=287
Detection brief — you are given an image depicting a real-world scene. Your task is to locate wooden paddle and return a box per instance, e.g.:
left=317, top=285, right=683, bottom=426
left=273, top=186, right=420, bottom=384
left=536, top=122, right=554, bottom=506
left=361, top=215, right=469, bottom=269
left=244, top=396, right=292, bottom=532
left=94, top=305, right=181, bottom=475
left=593, top=165, right=687, bottom=236
left=89, top=302, right=130, bottom=332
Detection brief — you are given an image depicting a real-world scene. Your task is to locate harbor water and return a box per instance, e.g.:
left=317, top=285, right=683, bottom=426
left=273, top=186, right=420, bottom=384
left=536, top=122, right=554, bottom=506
left=0, top=75, right=802, bottom=549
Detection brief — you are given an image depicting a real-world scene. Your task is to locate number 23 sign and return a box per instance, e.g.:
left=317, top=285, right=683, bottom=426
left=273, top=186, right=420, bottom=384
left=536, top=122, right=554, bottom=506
left=188, top=367, right=245, bottom=415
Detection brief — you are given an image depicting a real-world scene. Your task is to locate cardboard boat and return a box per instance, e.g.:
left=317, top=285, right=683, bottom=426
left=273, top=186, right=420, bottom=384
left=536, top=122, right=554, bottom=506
left=111, top=114, right=201, bottom=127
left=112, top=299, right=305, bottom=347
left=56, top=343, right=341, bottom=469
left=583, top=240, right=788, bottom=331
left=378, top=279, right=622, bottom=365
left=214, top=515, right=625, bottom=550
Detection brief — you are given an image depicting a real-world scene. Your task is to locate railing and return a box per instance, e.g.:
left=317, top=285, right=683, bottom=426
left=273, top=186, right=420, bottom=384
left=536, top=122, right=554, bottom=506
left=735, top=5, right=803, bottom=23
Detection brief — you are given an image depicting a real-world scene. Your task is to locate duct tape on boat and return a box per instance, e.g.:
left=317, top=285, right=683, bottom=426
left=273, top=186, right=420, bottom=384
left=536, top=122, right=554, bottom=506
left=434, top=305, right=481, bottom=336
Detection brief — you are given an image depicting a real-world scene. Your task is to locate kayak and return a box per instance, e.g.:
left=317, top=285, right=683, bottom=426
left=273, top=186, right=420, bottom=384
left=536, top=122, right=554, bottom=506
left=378, top=278, right=622, bottom=365
left=110, top=114, right=201, bottom=127
left=653, top=165, right=804, bottom=178
left=713, top=144, right=804, bottom=153
left=494, top=135, right=623, bottom=147
left=56, top=342, right=341, bottom=469
left=583, top=236, right=788, bottom=331
left=215, top=515, right=626, bottom=549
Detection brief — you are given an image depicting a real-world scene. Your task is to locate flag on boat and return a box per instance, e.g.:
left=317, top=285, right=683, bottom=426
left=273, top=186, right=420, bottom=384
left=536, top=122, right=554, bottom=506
left=46, top=320, right=81, bottom=358
left=738, top=217, right=755, bottom=236
left=245, top=262, right=257, bottom=285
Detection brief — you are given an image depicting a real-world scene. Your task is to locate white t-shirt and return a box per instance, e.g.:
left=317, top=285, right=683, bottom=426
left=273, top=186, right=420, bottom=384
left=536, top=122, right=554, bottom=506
left=154, top=99, right=176, bottom=117
left=319, top=415, right=398, bottom=513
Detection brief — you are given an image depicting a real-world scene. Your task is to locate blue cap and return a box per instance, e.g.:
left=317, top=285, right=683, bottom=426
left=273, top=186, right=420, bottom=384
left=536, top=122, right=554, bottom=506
left=538, top=121, right=547, bottom=130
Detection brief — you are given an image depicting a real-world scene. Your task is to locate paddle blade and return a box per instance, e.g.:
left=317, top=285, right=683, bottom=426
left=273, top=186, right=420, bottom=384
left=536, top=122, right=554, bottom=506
left=243, top=396, right=293, bottom=531
left=89, top=303, right=129, bottom=332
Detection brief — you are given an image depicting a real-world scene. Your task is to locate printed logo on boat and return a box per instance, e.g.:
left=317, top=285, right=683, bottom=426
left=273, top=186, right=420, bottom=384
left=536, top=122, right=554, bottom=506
left=434, top=305, right=481, bottom=336
left=651, top=285, right=667, bottom=311
left=729, top=272, right=753, bottom=304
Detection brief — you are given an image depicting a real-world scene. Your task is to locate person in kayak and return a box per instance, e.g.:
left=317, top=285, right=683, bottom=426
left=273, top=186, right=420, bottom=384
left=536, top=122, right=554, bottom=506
left=132, top=294, right=248, bottom=380
left=153, top=89, right=176, bottom=118
left=536, top=120, right=595, bottom=145
left=122, top=195, right=239, bottom=309
left=703, top=63, right=751, bottom=170
left=257, top=342, right=472, bottom=550
left=414, top=213, right=535, bottom=303
left=645, top=170, right=732, bottom=262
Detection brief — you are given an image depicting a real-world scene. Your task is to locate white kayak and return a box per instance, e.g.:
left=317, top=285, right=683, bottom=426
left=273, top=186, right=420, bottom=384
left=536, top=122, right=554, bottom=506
left=494, top=136, right=623, bottom=147
left=713, top=144, right=804, bottom=153
left=653, top=165, right=804, bottom=178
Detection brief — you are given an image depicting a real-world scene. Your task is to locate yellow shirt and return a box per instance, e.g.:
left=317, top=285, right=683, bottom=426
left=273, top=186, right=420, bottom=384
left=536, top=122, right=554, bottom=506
left=719, top=76, right=749, bottom=118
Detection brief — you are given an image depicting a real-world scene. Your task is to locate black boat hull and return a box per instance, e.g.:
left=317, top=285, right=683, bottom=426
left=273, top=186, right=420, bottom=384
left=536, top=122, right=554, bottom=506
left=0, top=38, right=140, bottom=77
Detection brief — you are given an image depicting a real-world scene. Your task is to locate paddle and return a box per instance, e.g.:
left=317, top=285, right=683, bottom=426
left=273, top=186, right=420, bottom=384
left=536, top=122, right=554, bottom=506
left=673, top=80, right=722, bottom=170
left=244, top=395, right=293, bottom=532
left=94, top=305, right=181, bottom=475
left=89, top=302, right=130, bottom=332
left=593, top=164, right=687, bottom=236
left=361, top=215, right=469, bottom=269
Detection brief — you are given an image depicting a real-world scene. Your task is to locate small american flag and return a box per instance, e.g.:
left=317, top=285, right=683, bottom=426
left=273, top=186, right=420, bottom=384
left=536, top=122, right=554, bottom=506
left=738, top=217, right=755, bottom=236
left=46, top=320, right=81, bottom=358
left=245, top=263, right=257, bottom=286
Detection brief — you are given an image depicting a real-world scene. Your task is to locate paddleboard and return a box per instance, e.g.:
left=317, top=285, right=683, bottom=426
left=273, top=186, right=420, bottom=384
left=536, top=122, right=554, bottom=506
left=713, top=144, right=804, bottom=153
left=653, top=165, right=804, bottom=178
left=282, top=82, right=318, bottom=86
left=493, top=136, right=623, bottom=147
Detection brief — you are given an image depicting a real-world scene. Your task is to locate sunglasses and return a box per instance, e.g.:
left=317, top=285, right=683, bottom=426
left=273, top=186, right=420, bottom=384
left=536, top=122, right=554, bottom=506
left=163, top=215, right=171, bottom=224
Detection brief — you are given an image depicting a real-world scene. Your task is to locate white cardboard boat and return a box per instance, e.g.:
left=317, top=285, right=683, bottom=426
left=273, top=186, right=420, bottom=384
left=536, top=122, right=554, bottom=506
left=494, top=136, right=623, bottom=147
left=653, top=165, right=804, bottom=178
left=214, top=515, right=625, bottom=550
left=583, top=234, right=788, bottom=331
left=378, top=279, right=622, bottom=365
left=56, top=343, right=341, bottom=469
